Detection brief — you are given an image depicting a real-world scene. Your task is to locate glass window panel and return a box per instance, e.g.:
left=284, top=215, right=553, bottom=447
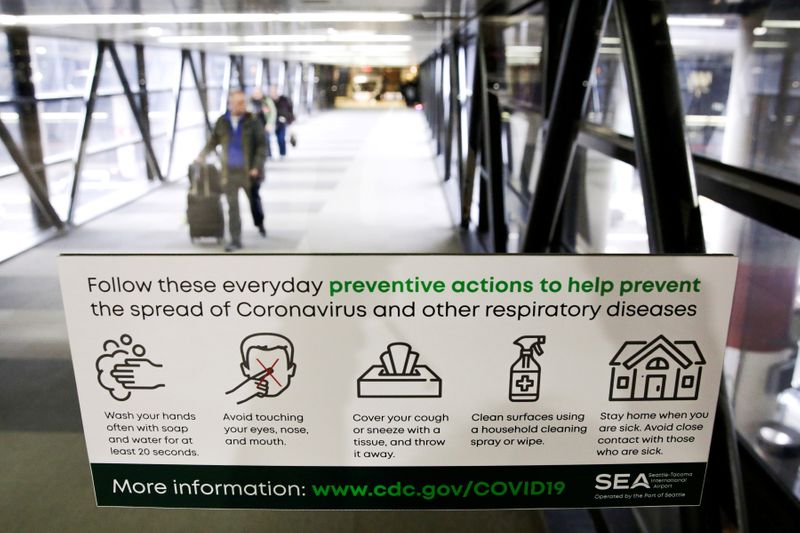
left=181, top=57, right=197, bottom=88
left=206, top=54, right=228, bottom=88
left=586, top=11, right=633, bottom=136
left=38, top=98, right=82, bottom=161
left=72, top=142, right=157, bottom=224
left=86, top=95, right=143, bottom=150
left=269, top=60, right=285, bottom=92
left=699, top=197, right=800, bottom=500
left=176, top=89, right=205, bottom=129
left=44, top=160, right=74, bottom=220
left=574, top=148, right=649, bottom=253
left=0, top=173, right=42, bottom=259
left=0, top=103, right=22, bottom=174
left=29, top=36, right=95, bottom=97
left=0, top=33, right=12, bottom=98
left=151, top=134, right=170, bottom=176
left=502, top=15, right=545, bottom=111
left=97, top=44, right=138, bottom=94
left=145, top=46, right=181, bottom=90
left=207, top=88, right=226, bottom=116
left=243, top=56, right=259, bottom=87
left=169, top=125, right=206, bottom=181
left=146, top=90, right=175, bottom=136
left=664, top=4, right=800, bottom=184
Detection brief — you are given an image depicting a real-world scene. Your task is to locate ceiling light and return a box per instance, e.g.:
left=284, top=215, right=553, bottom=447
left=601, top=37, right=621, bottom=45
left=0, top=12, right=413, bottom=26
left=329, top=34, right=411, bottom=42
left=243, top=35, right=328, bottom=43
left=753, top=41, right=788, bottom=49
left=666, top=17, right=727, bottom=28
left=159, top=35, right=240, bottom=44
left=762, top=20, right=800, bottom=29
left=228, top=45, right=286, bottom=53
left=505, top=45, right=542, bottom=57
left=241, top=33, right=412, bottom=44
left=146, top=27, right=164, bottom=37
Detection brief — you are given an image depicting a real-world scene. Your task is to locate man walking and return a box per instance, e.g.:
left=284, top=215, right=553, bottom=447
left=270, top=85, right=294, bottom=159
left=196, top=90, right=267, bottom=251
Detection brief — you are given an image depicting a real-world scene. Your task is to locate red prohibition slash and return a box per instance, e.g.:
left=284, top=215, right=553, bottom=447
left=256, top=357, right=282, bottom=388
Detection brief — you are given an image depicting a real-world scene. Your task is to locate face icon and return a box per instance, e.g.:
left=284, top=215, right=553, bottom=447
left=239, top=333, right=296, bottom=397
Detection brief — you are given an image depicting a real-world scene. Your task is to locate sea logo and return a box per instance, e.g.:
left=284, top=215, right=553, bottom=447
left=595, top=473, right=651, bottom=490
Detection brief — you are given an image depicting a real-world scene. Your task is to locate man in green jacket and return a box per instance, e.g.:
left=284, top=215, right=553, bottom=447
left=196, top=90, right=267, bottom=252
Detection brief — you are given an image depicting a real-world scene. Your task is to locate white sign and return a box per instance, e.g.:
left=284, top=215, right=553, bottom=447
left=59, top=254, right=737, bottom=509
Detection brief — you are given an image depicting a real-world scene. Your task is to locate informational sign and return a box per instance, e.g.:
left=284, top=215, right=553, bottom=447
left=59, top=254, right=737, bottom=510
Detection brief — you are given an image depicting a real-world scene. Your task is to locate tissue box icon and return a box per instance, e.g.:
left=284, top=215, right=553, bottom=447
left=357, top=342, right=442, bottom=398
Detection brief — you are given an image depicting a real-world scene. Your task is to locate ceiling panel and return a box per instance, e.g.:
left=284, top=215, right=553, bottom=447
left=1, top=0, right=493, bottom=65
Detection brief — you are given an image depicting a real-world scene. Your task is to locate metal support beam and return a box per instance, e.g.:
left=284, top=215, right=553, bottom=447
left=106, top=41, right=164, bottom=181
left=520, top=0, right=610, bottom=252
left=450, top=36, right=464, bottom=187
left=134, top=43, right=154, bottom=181
left=0, top=114, right=64, bottom=230
left=7, top=26, right=50, bottom=227
left=461, top=37, right=484, bottom=228
left=542, top=0, right=572, bottom=117
left=480, top=90, right=507, bottom=252
left=186, top=50, right=212, bottom=133
left=165, top=50, right=186, bottom=178
left=615, top=0, right=705, bottom=253
left=443, top=43, right=455, bottom=181
left=461, top=36, right=486, bottom=229
left=67, top=41, right=104, bottom=224
left=263, top=58, right=271, bottom=87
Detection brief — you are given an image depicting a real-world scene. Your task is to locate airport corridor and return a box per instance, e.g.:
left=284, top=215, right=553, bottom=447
left=0, top=108, right=553, bottom=532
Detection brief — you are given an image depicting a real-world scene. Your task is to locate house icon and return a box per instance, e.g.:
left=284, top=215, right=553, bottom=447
left=609, top=335, right=705, bottom=401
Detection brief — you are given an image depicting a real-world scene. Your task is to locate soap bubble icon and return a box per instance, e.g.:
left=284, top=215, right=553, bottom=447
left=96, top=334, right=159, bottom=401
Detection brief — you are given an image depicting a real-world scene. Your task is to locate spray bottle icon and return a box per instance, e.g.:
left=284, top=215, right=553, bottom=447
left=509, top=335, right=545, bottom=402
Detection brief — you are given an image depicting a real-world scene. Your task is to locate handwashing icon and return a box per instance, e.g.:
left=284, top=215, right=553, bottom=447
left=357, top=342, right=442, bottom=398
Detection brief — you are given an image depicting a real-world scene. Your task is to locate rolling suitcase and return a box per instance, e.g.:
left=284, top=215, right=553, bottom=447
left=187, top=163, right=224, bottom=243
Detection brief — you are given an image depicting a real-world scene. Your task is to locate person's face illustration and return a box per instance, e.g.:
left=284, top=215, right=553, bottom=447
left=241, top=345, right=295, bottom=397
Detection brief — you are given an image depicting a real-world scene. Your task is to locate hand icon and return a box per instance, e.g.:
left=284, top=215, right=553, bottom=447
left=110, top=358, right=165, bottom=390
left=225, top=370, right=269, bottom=405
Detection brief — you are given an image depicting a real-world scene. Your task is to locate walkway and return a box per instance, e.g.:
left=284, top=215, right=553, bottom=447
left=0, top=109, right=547, bottom=531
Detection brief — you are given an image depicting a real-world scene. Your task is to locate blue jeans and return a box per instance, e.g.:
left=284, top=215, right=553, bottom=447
left=275, top=122, right=287, bottom=156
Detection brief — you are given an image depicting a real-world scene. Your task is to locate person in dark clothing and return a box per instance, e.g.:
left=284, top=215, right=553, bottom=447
left=196, top=90, right=267, bottom=251
left=247, top=88, right=276, bottom=237
left=270, top=85, right=294, bottom=158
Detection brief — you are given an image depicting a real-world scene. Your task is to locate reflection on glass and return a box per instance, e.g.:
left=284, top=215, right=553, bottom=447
left=0, top=103, right=22, bottom=174
left=37, top=99, right=82, bottom=160
left=588, top=6, right=800, bottom=184
left=575, top=148, right=648, bottom=254
left=97, top=44, right=138, bottom=93
left=169, top=126, right=206, bottom=181
left=73, top=143, right=157, bottom=224
left=701, top=197, right=800, bottom=497
left=0, top=33, right=12, bottom=98
left=28, top=36, right=94, bottom=97
left=146, top=91, right=175, bottom=136
left=206, top=54, right=229, bottom=88
left=0, top=173, right=46, bottom=258
left=145, top=47, right=181, bottom=90
left=176, top=89, right=206, bottom=129
left=243, top=56, right=259, bottom=87
left=85, top=95, right=143, bottom=149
